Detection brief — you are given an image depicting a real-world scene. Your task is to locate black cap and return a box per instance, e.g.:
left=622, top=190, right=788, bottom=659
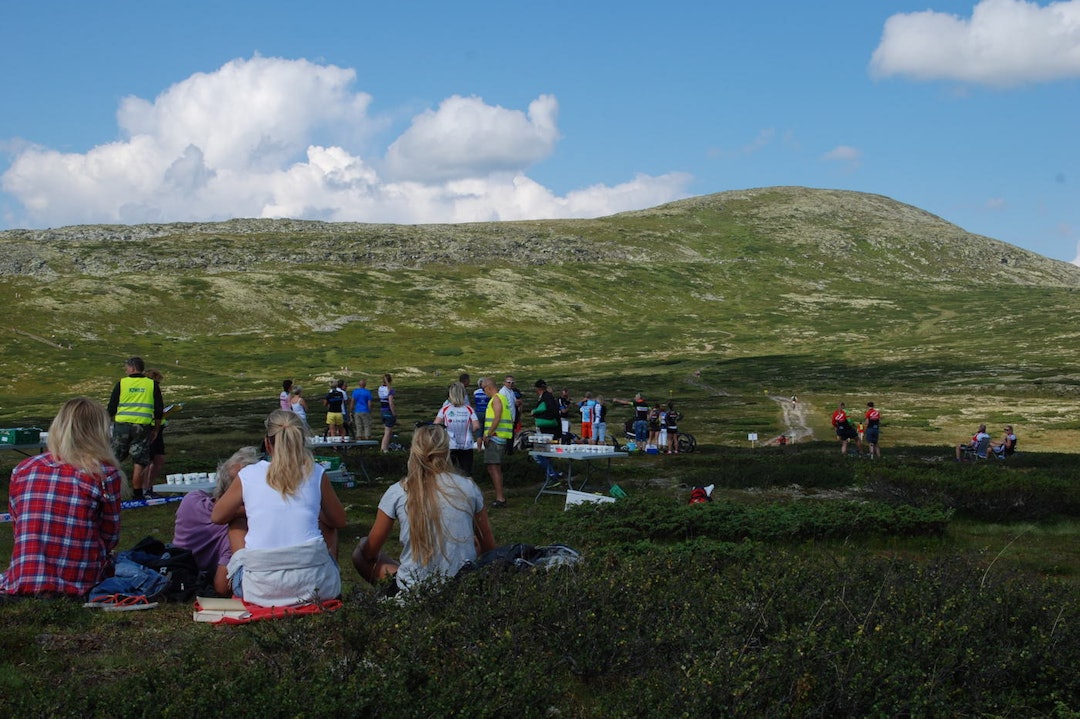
left=534, top=379, right=547, bottom=388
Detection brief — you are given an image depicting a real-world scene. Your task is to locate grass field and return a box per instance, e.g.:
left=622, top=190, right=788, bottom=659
left=2, top=188, right=1079, bottom=714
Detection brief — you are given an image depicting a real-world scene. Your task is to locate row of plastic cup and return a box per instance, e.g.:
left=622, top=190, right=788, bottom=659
left=538, top=444, right=619, bottom=454
left=165, top=472, right=215, bottom=485
left=307, top=436, right=352, bottom=445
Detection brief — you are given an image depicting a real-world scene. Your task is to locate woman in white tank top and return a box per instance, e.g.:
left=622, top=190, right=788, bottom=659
left=211, top=410, right=346, bottom=606
left=289, top=386, right=309, bottom=429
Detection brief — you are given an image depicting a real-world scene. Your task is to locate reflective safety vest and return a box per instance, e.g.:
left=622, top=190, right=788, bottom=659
left=485, top=394, right=514, bottom=440
left=115, top=376, right=156, bottom=425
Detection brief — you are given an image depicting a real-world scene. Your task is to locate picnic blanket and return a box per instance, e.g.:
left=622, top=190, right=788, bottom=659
left=194, top=596, right=342, bottom=624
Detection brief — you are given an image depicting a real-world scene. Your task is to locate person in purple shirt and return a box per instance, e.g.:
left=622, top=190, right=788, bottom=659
left=172, top=446, right=260, bottom=595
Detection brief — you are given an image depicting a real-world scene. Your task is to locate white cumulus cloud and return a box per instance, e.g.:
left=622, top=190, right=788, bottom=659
left=384, top=94, right=560, bottom=182
left=706, top=128, right=778, bottom=160
left=870, top=0, right=1080, bottom=87
left=822, top=145, right=862, bottom=171
left=0, top=56, right=689, bottom=228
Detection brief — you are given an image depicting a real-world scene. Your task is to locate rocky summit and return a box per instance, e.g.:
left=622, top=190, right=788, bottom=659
left=2, top=186, right=1078, bottom=288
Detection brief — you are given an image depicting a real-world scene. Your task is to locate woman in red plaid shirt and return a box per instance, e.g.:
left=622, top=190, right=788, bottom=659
left=1, top=398, right=128, bottom=599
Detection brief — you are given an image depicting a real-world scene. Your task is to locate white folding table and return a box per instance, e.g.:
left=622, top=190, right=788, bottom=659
left=528, top=449, right=627, bottom=501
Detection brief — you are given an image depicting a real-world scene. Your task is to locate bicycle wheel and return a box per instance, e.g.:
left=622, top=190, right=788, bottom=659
left=678, top=433, right=696, bottom=454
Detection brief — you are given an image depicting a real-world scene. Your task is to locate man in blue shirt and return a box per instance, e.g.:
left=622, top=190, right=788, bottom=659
left=350, top=379, right=374, bottom=440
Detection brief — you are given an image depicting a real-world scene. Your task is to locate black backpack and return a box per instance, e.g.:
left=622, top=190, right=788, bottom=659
left=460, top=543, right=581, bottom=573
left=128, top=536, right=205, bottom=602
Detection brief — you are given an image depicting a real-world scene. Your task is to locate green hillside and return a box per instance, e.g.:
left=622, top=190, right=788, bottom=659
left=3, top=186, right=1079, bottom=449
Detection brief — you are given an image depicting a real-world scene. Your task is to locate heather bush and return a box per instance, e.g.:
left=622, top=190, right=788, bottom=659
left=3, top=545, right=1077, bottom=717
left=2, top=447, right=1077, bottom=717
left=861, top=462, right=1080, bottom=521
left=693, top=449, right=858, bottom=490
left=535, top=495, right=950, bottom=547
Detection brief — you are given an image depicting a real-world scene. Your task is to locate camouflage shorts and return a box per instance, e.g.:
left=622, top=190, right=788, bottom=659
left=111, top=422, right=152, bottom=466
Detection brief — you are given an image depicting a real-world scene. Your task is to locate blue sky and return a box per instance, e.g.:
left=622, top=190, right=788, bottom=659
left=1, top=1, right=1078, bottom=262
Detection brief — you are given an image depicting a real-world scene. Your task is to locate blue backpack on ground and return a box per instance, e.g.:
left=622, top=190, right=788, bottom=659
left=90, top=555, right=170, bottom=601
left=88, top=536, right=203, bottom=602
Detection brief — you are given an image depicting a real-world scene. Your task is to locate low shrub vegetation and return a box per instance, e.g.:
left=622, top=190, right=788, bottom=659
left=1, top=548, right=1076, bottom=717
left=861, top=461, right=1080, bottom=522
left=539, top=495, right=951, bottom=545
left=1, top=440, right=1077, bottom=716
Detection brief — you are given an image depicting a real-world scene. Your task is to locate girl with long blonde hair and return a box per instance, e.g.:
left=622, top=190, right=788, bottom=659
left=47, top=397, right=124, bottom=481
left=1, top=398, right=127, bottom=598
left=212, top=410, right=346, bottom=605
left=353, top=424, right=495, bottom=595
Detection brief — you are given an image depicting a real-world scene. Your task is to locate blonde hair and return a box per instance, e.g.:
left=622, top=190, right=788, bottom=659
left=447, top=381, right=467, bottom=408
left=401, top=424, right=468, bottom=567
left=46, top=397, right=130, bottom=497
left=214, top=446, right=261, bottom=500
left=264, top=409, right=314, bottom=497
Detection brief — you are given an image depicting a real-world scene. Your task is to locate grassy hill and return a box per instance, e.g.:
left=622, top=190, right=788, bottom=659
left=2, top=185, right=1079, bottom=449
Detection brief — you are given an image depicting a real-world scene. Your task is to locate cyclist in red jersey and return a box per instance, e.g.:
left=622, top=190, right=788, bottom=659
left=864, top=402, right=881, bottom=459
left=831, top=402, right=860, bottom=456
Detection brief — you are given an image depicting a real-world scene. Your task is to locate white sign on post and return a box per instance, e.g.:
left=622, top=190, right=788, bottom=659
left=748, top=432, right=758, bottom=449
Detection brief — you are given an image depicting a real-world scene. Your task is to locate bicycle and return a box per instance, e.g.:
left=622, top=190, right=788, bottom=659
left=611, top=428, right=695, bottom=453
left=675, top=431, right=696, bottom=454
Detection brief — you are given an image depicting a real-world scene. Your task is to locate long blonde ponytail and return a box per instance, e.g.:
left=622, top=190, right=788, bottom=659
left=264, top=409, right=314, bottom=497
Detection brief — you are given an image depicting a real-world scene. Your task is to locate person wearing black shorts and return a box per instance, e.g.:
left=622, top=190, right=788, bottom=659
left=864, top=402, right=881, bottom=459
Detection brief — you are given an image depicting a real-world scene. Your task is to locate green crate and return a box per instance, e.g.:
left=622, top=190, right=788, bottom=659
left=314, top=455, right=342, bottom=471
left=0, top=427, right=43, bottom=445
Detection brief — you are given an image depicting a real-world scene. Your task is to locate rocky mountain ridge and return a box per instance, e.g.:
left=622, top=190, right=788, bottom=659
left=1, top=186, right=1077, bottom=288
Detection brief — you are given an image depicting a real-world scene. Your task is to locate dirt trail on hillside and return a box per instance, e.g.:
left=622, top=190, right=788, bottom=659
left=768, top=395, right=814, bottom=444
left=685, top=372, right=730, bottom=396
left=8, top=327, right=71, bottom=350
left=683, top=373, right=813, bottom=443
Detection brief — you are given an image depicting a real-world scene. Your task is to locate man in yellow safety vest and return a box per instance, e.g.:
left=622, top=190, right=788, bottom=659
left=480, top=377, right=512, bottom=508
left=107, top=356, right=164, bottom=500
